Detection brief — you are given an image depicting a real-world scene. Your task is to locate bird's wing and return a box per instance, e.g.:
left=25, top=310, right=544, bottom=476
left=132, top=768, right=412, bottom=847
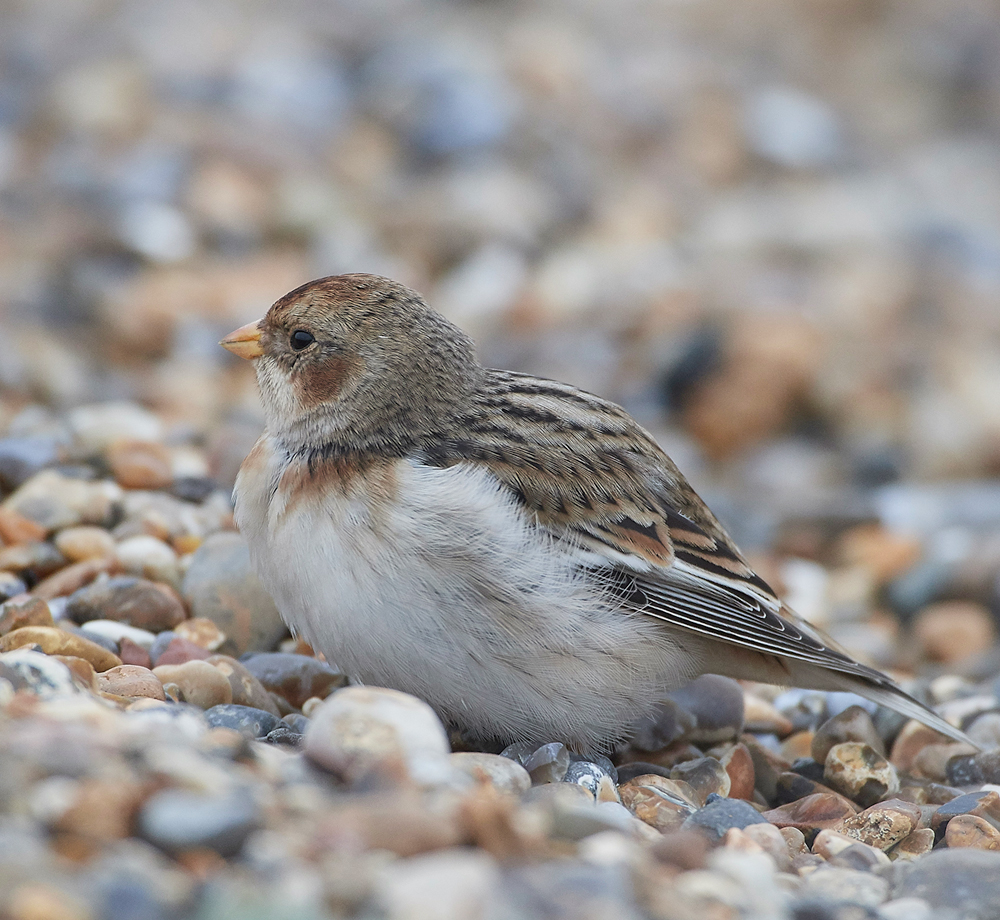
left=425, top=371, right=968, bottom=743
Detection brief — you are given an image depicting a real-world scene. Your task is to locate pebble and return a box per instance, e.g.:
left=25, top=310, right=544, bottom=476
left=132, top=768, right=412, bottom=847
left=664, top=674, right=746, bottom=745
left=303, top=686, right=452, bottom=787
left=682, top=794, right=769, bottom=841
left=240, top=652, right=346, bottom=709
left=670, top=756, right=731, bottom=805
left=0, top=435, right=65, bottom=490
left=0, top=648, right=82, bottom=696
left=152, top=636, right=212, bottom=666
left=181, top=532, right=287, bottom=655
left=719, top=743, right=756, bottom=800
left=944, top=813, right=1000, bottom=850
left=796, top=865, right=889, bottom=910
left=839, top=798, right=922, bottom=851
left=53, top=525, right=117, bottom=562
left=206, top=654, right=281, bottom=715
left=153, top=660, right=233, bottom=709
left=914, top=600, right=997, bottom=664
left=931, top=790, right=1000, bottom=834
left=619, top=775, right=699, bottom=832
left=80, top=620, right=156, bottom=650
left=0, top=597, right=54, bottom=635
left=204, top=704, right=281, bottom=739
left=0, top=626, right=122, bottom=671
left=563, top=760, right=619, bottom=801
left=811, top=705, right=885, bottom=764
left=106, top=440, right=173, bottom=490
left=65, top=576, right=186, bottom=632
left=896, top=848, right=1000, bottom=916
left=449, top=752, right=531, bottom=795
left=138, top=788, right=259, bottom=856
left=762, top=791, right=858, bottom=831
left=523, top=742, right=571, bottom=784
left=0, top=507, right=48, bottom=544
left=173, top=617, right=228, bottom=652
left=0, top=572, right=29, bottom=602
left=812, top=828, right=890, bottom=868
left=115, top=536, right=179, bottom=585
left=824, top=742, right=900, bottom=808
left=0, top=541, right=67, bottom=580
left=97, top=665, right=165, bottom=701
left=3, top=470, right=120, bottom=532
left=891, top=827, right=936, bottom=860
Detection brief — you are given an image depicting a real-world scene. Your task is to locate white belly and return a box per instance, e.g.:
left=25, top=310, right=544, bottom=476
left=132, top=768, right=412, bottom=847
left=234, top=437, right=698, bottom=749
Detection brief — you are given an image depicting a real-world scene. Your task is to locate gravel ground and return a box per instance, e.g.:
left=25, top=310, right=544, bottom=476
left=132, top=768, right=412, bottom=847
left=3, top=1, right=1000, bottom=918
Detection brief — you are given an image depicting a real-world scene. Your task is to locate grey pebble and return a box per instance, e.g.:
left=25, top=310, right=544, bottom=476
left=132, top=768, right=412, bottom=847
left=0, top=435, right=64, bottom=490
left=0, top=572, right=28, bottom=602
left=138, top=787, right=260, bottom=856
left=204, top=704, right=281, bottom=738
left=524, top=742, right=570, bottom=784
left=681, top=793, right=769, bottom=840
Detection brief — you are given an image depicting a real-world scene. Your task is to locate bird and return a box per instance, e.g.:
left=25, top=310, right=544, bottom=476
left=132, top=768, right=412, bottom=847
left=222, top=273, right=971, bottom=752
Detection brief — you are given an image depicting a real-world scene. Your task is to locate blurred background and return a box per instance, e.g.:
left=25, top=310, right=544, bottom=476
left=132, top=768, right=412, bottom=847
left=2, top=0, right=1000, bottom=670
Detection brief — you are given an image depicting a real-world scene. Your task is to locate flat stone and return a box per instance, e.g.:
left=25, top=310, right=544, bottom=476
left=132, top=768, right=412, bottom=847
left=304, top=686, right=451, bottom=787
left=796, top=865, right=889, bottom=909
left=79, top=619, right=156, bottom=649
left=32, top=557, right=123, bottom=601
left=762, top=791, right=858, bottom=831
left=449, top=752, right=531, bottom=795
left=66, top=576, right=186, bottom=632
left=824, top=742, right=900, bottom=807
left=0, top=625, right=122, bottom=671
left=932, top=790, right=1000, bottom=834
left=153, top=660, right=232, bottom=709
left=97, top=664, right=165, bottom=701
left=181, top=532, right=287, bottom=655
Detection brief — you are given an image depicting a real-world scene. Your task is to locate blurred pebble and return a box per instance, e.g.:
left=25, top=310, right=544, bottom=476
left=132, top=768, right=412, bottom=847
left=681, top=793, right=769, bottom=841
left=68, top=404, right=163, bottom=455
left=66, top=576, right=186, bottom=632
left=914, top=600, right=997, bottom=664
left=80, top=620, right=156, bottom=650
left=670, top=757, right=731, bottom=805
left=54, top=525, right=116, bottom=562
left=206, top=654, right=281, bottom=716
left=153, top=636, right=212, bottom=666
left=0, top=625, right=122, bottom=671
left=3, top=470, right=120, bottom=532
left=449, top=752, right=531, bottom=795
left=896, top=849, right=1000, bottom=915
left=115, top=536, right=179, bottom=585
left=97, top=665, right=165, bottom=701
left=181, top=532, right=287, bottom=655
left=0, top=572, right=28, bottom=602
left=204, top=704, right=281, bottom=739
left=0, top=436, right=65, bottom=490
left=0, top=597, right=54, bottom=634
left=304, top=686, right=451, bottom=787
left=107, top=440, right=173, bottom=490
left=138, top=787, right=260, bottom=857
left=811, top=705, right=885, bottom=764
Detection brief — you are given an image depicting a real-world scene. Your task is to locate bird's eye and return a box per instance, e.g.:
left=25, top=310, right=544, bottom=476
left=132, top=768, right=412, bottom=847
left=290, top=329, right=315, bottom=351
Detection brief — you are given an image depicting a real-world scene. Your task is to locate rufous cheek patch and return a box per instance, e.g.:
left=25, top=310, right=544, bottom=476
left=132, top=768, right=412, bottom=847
left=293, top=355, right=360, bottom=407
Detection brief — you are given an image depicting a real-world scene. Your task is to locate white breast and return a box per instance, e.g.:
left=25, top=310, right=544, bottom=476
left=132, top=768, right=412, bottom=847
left=233, top=437, right=699, bottom=748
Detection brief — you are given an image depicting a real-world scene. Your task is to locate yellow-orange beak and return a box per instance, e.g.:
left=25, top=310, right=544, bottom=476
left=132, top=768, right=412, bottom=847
left=220, top=320, right=264, bottom=360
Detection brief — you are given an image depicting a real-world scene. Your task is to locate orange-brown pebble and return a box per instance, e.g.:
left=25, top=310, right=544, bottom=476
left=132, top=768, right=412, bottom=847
left=890, top=720, right=961, bottom=773
left=0, top=597, right=54, bottom=635
left=52, top=655, right=98, bottom=691
left=32, top=556, right=123, bottom=601
left=944, top=813, right=1000, bottom=850
left=0, top=625, right=122, bottom=671
left=53, top=525, right=117, bottom=562
left=107, top=439, right=173, bottom=490
left=172, top=534, right=203, bottom=555
left=835, top=523, right=922, bottom=584
left=174, top=617, right=227, bottom=651
left=914, top=600, right=997, bottom=664
left=97, top=664, right=166, bottom=701
left=0, top=506, right=48, bottom=544
left=152, top=659, right=232, bottom=709
left=720, top=742, right=756, bottom=800
left=52, top=777, right=145, bottom=844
